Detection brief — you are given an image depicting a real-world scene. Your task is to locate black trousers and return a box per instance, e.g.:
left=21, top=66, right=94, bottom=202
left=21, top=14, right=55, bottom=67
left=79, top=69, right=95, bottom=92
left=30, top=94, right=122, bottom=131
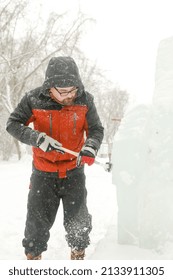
left=22, top=170, right=92, bottom=257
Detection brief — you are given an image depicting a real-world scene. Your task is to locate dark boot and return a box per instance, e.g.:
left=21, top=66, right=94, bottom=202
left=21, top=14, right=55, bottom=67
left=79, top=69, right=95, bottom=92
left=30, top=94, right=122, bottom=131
left=71, top=249, right=85, bottom=260
left=26, top=253, right=42, bottom=260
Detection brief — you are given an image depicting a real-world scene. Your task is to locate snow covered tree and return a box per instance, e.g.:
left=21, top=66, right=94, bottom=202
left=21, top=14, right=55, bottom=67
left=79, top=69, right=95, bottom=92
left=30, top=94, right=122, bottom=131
left=0, top=0, right=95, bottom=159
left=0, top=0, right=128, bottom=160
left=95, top=87, right=129, bottom=160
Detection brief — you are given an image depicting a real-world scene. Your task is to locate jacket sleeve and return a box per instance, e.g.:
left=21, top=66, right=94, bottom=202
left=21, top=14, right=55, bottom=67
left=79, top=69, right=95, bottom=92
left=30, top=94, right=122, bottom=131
left=6, top=93, right=39, bottom=146
left=85, top=93, right=104, bottom=150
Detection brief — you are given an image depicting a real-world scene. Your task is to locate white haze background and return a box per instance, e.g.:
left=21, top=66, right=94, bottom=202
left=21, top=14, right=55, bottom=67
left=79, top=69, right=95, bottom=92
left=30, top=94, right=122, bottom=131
left=1, top=0, right=173, bottom=266
left=36, top=0, right=173, bottom=105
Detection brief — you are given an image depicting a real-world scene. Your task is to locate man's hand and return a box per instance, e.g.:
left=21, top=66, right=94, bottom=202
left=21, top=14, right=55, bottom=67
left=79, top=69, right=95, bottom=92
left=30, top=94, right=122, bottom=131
left=77, top=145, right=97, bottom=167
left=37, top=133, right=65, bottom=153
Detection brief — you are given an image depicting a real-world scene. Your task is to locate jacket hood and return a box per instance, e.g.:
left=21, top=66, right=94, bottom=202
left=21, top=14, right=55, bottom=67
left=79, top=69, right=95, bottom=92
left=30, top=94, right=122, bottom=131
left=43, top=57, right=84, bottom=95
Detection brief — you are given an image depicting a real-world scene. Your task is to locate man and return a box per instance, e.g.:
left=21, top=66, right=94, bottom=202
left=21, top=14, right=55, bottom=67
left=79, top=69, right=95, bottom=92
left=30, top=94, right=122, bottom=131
left=6, top=56, right=104, bottom=260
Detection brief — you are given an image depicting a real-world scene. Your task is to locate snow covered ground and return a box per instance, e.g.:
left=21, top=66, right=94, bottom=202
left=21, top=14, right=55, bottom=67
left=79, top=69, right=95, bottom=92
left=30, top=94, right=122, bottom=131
left=0, top=155, right=171, bottom=260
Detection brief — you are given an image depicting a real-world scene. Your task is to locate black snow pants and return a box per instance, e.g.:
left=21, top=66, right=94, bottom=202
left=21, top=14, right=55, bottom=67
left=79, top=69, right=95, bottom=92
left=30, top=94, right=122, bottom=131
left=22, top=168, right=92, bottom=257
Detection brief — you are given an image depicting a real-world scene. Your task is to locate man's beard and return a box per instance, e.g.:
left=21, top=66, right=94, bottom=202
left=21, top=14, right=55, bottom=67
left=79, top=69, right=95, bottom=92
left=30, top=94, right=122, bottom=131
left=61, top=97, right=75, bottom=106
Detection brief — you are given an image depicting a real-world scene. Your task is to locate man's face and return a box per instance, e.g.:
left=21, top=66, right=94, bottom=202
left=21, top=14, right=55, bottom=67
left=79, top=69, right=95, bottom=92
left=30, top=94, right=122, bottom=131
left=50, top=86, right=78, bottom=106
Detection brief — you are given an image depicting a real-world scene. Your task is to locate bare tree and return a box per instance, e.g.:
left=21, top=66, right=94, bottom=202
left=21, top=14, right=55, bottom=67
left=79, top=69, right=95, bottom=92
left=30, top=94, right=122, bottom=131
left=0, top=0, right=129, bottom=161
left=95, top=88, right=129, bottom=160
left=0, top=0, right=95, bottom=159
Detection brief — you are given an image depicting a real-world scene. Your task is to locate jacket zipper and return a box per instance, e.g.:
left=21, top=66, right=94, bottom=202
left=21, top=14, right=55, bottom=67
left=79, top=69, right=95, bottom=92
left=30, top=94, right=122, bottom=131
left=73, top=112, right=77, bottom=135
left=49, top=113, right=52, bottom=136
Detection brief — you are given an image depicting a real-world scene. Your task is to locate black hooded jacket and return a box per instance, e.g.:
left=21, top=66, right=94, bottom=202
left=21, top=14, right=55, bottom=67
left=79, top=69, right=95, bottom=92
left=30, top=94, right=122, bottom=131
left=6, top=57, right=104, bottom=177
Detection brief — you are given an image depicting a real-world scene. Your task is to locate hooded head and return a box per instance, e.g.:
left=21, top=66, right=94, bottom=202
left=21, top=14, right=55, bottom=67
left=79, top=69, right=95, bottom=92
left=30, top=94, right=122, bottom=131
left=43, top=56, right=84, bottom=95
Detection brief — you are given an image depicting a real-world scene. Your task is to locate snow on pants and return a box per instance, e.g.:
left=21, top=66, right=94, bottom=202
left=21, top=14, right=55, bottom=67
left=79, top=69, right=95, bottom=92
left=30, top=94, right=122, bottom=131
left=22, top=170, right=92, bottom=257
